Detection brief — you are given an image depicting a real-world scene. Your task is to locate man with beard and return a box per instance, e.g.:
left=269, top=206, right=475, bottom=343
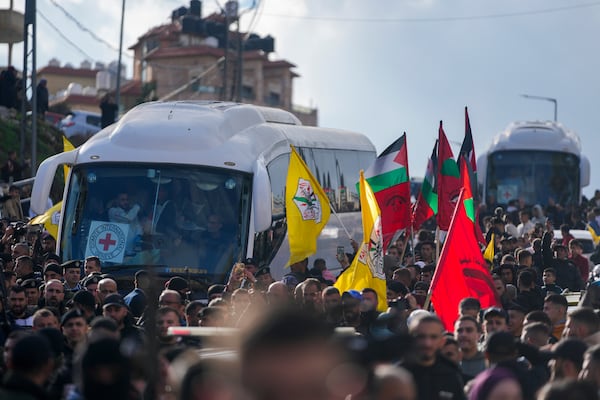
left=454, top=316, right=485, bottom=379
left=401, top=314, right=465, bottom=400
left=102, top=293, right=144, bottom=344
left=41, top=279, right=67, bottom=315
left=7, top=285, right=33, bottom=329
left=301, top=278, right=322, bottom=313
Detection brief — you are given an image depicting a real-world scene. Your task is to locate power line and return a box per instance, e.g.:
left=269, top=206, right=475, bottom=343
left=48, top=0, right=133, bottom=60
left=37, top=10, right=95, bottom=62
left=260, top=1, right=600, bottom=23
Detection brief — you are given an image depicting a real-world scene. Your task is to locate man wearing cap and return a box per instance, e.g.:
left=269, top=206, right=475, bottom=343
left=239, top=258, right=259, bottom=290
left=484, top=331, right=544, bottom=398
left=103, top=293, right=144, bottom=343
left=165, top=276, right=190, bottom=300
left=43, top=263, right=63, bottom=282
left=254, top=267, right=274, bottom=291
left=341, top=290, right=362, bottom=332
left=124, top=270, right=149, bottom=318
left=61, top=308, right=88, bottom=380
left=548, top=338, right=588, bottom=381
left=482, top=307, right=509, bottom=342
left=62, top=260, right=82, bottom=295
left=20, top=278, right=41, bottom=308
left=71, top=290, right=97, bottom=322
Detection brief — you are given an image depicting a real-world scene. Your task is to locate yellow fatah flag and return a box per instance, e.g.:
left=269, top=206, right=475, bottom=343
left=29, top=201, right=62, bottom=240
left=335, top=171, right=387, bottom=312
left=587, top=225, right=600, bottom=245
left=285, top=146, right=331, bottom=266
left=63, top=135, right=75, bottom=184
left=483, top=232, right=495, bottom=266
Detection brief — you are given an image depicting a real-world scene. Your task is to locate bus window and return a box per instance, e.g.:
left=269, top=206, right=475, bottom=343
left=62, top=163, right=252, bottom=283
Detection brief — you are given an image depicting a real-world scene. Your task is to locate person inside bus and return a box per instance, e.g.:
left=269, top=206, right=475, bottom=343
left=108, top=191, right=143, bottom=255
left=198, top=213, right=235, bottom=269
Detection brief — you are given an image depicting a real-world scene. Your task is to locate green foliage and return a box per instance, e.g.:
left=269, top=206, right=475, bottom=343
left=0, top=113, right=65, bottom=200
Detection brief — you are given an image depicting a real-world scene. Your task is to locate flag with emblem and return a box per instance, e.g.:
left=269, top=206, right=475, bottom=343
left=63, top=135, right=75, bottom=184
left=364, top=133, right=411, bottom=250
left=286, top=145, right=331, bottom=266
left=483, top=233, right=495, bottom=265
left=437, top=121, right=461, bottom=231
left=335, top=171, right=387, bottom=312
left=430, top=159, right=500, bottom=331
left=412, top=141, right=438, bottom=231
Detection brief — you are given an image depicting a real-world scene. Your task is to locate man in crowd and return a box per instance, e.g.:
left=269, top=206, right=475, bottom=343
left=401, top=314, right=465, bottom=400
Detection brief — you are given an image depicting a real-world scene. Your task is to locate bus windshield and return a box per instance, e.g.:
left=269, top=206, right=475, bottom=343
left=486, top=150, right=580, bottom=207
left=62, top=163, right=252, bottom=282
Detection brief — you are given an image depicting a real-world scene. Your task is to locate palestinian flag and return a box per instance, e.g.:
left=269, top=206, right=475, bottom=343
left=459, top=107, right=486, bottom=245
left=412, top=141, right=438, bottom=231
left=364, top=133, right=410, bottom=249
left=437, top=121, right=461, bottom=231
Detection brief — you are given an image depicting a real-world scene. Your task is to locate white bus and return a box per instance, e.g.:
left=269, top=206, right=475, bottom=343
left=477, top=120, right=590, bottom=209
left=30, top=101, right=375, bottom=290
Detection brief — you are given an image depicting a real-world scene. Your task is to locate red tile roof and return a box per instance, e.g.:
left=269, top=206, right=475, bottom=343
left=144, top=45, right=225, bottom=60
left=119, top=80, right=143, bottom=96
left=38, top=65, right=99, bottom=78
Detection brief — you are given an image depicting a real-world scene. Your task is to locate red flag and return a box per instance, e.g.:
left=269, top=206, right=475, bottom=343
left=430, top=159, right=500, bottom=332
left=437, top=121, right=461, bottom=231
left=412, top=141, right=438, bottom=231
left=364, top=133, right=411, bottom=249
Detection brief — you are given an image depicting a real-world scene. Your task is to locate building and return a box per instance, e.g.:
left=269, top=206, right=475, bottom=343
left=37, top=2, right=317, bottom=125
left=128, top=3, right=317, bottom=126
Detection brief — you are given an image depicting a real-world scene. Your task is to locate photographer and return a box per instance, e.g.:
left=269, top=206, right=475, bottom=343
left=0, top=185, right=23, bottom=222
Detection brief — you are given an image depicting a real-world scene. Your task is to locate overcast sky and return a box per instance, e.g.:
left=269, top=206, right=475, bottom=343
left=2, top=0, right=600, bottom=198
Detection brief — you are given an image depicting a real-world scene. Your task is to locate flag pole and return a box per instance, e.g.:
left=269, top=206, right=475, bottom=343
left=329, top=202, right=352, bottom=240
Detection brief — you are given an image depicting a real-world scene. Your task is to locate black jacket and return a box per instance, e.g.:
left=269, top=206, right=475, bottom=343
left=401, top=355, right=466, bottom=400
left=542, top=232, right=582, bottom=291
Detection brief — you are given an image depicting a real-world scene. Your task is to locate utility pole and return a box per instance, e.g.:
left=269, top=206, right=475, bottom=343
left=115, top=0, right=126, bottom=110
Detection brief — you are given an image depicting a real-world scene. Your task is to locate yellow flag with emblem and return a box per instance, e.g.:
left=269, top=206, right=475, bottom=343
left=335, top=170, right=387, bottom=311
left=483, top=232, right=495, bottom=265
left=285, top=146, right=331, bottom=266
left=63, top=135, right=75, bottom=184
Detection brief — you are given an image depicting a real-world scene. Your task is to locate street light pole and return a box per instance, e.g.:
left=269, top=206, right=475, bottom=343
left=520, top=94, right=557, bottom=122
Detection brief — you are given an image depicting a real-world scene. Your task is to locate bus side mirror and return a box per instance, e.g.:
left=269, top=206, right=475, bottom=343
left=31, top=151, right=77, bottom=215
left=580, top=155, right=590, bottom=187
left=252, top=161, right=272, bottom=232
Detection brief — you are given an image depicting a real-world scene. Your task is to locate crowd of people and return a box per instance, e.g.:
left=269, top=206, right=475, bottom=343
left=2, top=194, right=600, bottom=400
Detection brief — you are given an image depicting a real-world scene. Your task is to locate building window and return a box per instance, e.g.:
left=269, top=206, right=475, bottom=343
left=265, top=91, right=280, bottom=106
left=241, top=85, right=255, bottom=100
